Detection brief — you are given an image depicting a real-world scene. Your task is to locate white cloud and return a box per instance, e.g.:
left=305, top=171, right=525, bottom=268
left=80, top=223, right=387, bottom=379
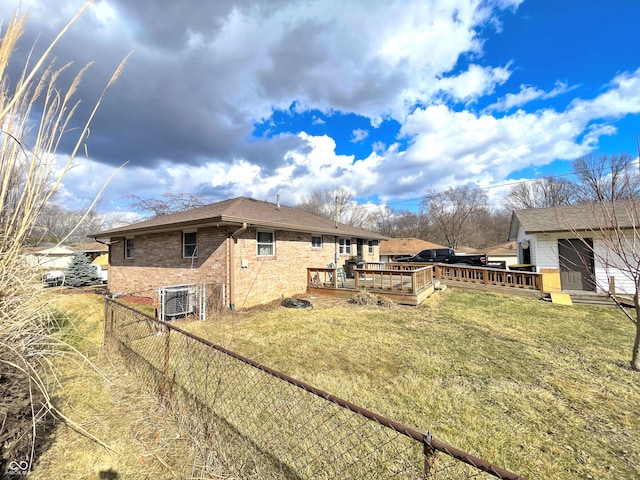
left=436, top=64, right=512, bottom=103
left=83, top=64, right=640, bottom=211
left=568, top=68, right=640, bottom=120
left=488, top=80, right=578, bottom=111
left=2, top=0, right=638, bottom=216
left=58, top=56, right=640, bottom=213
left=350, top=129, right=369, bottom=143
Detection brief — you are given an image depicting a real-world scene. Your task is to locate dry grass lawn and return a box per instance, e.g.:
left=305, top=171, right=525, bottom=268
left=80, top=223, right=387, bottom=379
left=180, top=288, right=640, bottom=480
left=31, top=292, right=194, bottom=479
left=32, top=287, right=640, bottom=480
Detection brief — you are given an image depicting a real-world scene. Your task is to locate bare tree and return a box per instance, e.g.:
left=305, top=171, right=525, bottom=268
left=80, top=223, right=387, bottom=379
left=297, top=187, right=374, bottom=228
left=124, top=192, right=211, bottom=217
left=559, top=199, right=640, bottom=370
left=466, top=207, right=512, bottom=248
left=421, top=186, right=488, bottom=249
left=32, top=204, right=112, bottom=245
left=573, top=153, right=640, bottom=203
left=373, top=207, right=424, bottom=238
left=0, top=149, right=32, bottom=227
left=507, top=176, right=577, bottom=210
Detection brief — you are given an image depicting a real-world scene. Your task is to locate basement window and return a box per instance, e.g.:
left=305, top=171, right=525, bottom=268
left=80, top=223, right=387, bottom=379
left=257, top=231, right=275, bottom=256
left=183, top=231, right=198, bottom=258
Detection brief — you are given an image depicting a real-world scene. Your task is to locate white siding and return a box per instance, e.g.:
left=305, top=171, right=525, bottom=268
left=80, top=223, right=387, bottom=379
left=527, top=231, right=637, bottom=295
left=593, top=238, right=636, bottom=295
left=535, top=234, right=560, bottom=270
left=516, top=226, right=538, bottom=269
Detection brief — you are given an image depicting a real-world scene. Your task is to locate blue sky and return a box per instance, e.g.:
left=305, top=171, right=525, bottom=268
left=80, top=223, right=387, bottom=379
left=2, top=0, right=639, bottom=217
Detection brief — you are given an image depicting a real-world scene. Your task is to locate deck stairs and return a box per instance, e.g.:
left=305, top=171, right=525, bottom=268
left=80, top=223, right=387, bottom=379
left=541, top=291, right=634, bottom=307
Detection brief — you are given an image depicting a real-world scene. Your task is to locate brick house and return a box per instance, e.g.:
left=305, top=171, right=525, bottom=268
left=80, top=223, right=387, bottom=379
left=92, top=197, right=387, bottom=310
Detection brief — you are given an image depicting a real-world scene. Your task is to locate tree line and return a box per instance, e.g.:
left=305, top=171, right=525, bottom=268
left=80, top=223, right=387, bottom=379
left=297, top=153, right=638, bottom=249
left=25, top=152, right=637, bottom=250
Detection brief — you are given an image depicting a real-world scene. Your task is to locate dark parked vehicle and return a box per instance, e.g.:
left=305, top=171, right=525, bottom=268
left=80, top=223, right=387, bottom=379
left=395, top=248, right=487, bottom=267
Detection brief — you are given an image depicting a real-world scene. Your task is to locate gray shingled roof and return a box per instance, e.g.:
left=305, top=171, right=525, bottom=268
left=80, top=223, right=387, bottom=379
left=92, top=196, right=387, bottom=240
left=509, top=201, right=640, bottom=239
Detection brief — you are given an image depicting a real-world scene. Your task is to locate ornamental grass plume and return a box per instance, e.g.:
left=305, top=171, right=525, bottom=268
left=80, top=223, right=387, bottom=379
left=0, top=3, right=127, bottom=474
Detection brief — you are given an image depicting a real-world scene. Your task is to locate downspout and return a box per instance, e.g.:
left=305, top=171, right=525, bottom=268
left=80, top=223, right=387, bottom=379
left=229, top=222, right=248, bottom=311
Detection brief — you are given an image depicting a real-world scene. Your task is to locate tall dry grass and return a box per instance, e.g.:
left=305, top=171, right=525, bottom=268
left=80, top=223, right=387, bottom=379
left=0, top=3, right=127, bottom=474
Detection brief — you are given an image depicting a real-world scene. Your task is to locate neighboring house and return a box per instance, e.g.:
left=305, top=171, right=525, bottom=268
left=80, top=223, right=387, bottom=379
left=379, top=238, right=446, bottom=262
left=92, top=196, right=387, bottom=310
left=24, top=242, right=110, bottom=281
left=509, top=202, right=639, bottom=294
left=79, top=241, right=109, bottom=263
left=484, top=242, right=518, bottom=268
left=79, top=241, right=110, bottom=283
left=23, top=245, right=75, bottom=271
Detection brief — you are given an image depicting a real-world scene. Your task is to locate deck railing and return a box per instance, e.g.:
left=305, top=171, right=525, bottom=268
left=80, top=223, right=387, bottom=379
left=308, top=267, right=341, bottom=288
left=432, top=264, right=543, bottom=291
left=309, top=263, right=543, bottom=294
left=308, top=264, right=433, bottom=294
left=354, top=264, right=433, bottom=294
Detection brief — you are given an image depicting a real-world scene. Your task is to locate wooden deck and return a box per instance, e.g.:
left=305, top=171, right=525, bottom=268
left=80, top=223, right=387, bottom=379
left=308, top=262, right=630, bottom=307
left=308, top=262, right=545, bottom=305
left=307, top=264, right=435, bottom=306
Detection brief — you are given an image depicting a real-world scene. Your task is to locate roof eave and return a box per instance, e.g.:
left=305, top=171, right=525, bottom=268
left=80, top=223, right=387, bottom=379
left=91, top=218, right=234, bottom=239
left=93, top=216, right=386, bottom=240
left=523, top=225, right=637, bottom=235
left=507, top=212, right=520, bottom=241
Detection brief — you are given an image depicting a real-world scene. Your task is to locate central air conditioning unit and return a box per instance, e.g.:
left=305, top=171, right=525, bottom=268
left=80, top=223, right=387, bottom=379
left=159, top=284, right=195, bottom=320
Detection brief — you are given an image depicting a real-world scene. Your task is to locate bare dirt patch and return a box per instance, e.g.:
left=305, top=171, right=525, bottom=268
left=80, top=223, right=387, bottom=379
left=0, top=353, right=55, bottom=476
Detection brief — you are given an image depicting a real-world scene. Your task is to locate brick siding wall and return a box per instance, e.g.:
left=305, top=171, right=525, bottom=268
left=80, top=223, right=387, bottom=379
left=108, top=227, right=229, bottom=301
left=108, top=226, right=380, bottom=309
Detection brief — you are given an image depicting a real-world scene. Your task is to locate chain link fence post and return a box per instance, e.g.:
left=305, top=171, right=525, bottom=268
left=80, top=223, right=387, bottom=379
left=103, top=300, right=113, bottom=350
left=162, top=328, right=171, bottom=402
left=424, top=437, right=438, bottom=480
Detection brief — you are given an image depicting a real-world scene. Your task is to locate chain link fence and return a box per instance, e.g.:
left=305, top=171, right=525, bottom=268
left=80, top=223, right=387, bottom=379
left=103, top=298, right=527, bottom=479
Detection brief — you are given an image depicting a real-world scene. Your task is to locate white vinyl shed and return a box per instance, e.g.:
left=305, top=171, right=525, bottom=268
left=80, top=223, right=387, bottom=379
left=509, top=201, right=640, bottom=295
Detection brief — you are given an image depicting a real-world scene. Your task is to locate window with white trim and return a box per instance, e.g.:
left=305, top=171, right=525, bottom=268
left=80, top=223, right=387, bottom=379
left=257, top=231, right=275, bottom=256
left=339, top=238, right=351, bottom=254
left=311, top=235, right=323, bottom=249
left=183, top=231, right=198, bottom=258
left=125, top=237, right=134, bottom=259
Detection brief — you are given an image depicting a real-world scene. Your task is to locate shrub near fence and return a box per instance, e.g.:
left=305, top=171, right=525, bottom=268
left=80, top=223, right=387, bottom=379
left=103, top=298, right=527, bottom=480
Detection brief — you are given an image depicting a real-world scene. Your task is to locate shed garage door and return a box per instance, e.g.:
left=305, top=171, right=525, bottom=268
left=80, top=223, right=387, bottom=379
left=558, top=238, right=595, bottom=291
